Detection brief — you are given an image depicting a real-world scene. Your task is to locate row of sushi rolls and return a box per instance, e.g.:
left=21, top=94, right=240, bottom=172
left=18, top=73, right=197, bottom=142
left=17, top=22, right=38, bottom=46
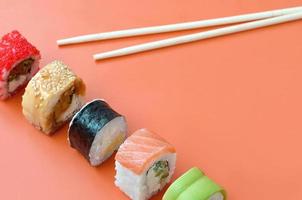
left=0, top=30, right=226, bottom=200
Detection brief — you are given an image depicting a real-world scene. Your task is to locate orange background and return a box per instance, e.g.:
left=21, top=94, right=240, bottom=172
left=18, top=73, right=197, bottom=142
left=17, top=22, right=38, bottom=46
left=0, top=1, right=302, bottom=199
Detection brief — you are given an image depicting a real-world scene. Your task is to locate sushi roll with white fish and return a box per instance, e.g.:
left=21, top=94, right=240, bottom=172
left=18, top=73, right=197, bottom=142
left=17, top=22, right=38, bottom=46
left=115, top=128, right=176, bottom=200
left=68, top=99, right=127, bottom=166
left=22, top=60, right=85, bottom=134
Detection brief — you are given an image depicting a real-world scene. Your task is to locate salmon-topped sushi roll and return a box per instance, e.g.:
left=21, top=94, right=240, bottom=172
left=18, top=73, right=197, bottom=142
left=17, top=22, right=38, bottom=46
left=115, top=128, right=176, bottom=200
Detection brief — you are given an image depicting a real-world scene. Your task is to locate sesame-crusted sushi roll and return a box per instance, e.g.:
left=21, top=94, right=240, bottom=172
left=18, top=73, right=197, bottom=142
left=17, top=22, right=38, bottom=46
left=22, top=60, right=85, bottom=134
left=68, top=99, right=127, bottom=166
left=0, top=30, right=41, bottom=99
left=163, top=167, right=226, bottom=200
left=115, top=128, right=176, bottom=200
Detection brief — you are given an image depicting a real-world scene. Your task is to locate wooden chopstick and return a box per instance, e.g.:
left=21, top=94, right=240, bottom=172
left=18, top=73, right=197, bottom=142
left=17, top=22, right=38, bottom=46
left=93, top=11, right=302, bottom=60
left=57, top=6, right=302, bottom=46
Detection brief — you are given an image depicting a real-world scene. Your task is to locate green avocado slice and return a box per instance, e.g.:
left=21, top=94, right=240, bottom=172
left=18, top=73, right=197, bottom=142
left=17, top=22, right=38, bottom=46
left=163, top=167, right=226, bottom=200
left=163, top=167, right=204, bottom=200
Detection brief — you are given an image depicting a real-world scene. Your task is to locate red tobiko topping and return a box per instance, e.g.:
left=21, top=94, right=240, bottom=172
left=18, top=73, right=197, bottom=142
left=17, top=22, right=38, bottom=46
left=0, top=30, right=40, bottom=81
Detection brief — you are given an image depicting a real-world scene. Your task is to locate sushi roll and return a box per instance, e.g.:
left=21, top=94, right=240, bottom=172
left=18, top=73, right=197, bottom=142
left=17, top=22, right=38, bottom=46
left=22, top=60, right=85, bottom=134
left=0, top=30, right=41, bottom=99
left=163, top=167, right=226, bottom=200
left=115, top=128, right=176, bottom=200
left=68, top=99, right=127, bottom=166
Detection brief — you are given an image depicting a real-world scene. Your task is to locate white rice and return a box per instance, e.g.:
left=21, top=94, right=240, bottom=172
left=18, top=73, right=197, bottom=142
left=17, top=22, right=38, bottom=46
left=209, top=192, right=224, bottom=200
left=115, top=153, right=176, bottom=200
left=89, top=116, right=127, bottom=166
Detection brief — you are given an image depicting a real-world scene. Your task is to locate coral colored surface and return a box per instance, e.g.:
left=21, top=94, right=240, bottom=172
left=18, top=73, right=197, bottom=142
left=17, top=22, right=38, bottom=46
left=0, top=1, right=302, bottom=200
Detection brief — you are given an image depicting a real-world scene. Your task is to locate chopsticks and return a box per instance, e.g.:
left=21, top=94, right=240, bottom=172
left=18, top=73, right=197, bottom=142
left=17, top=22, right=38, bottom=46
left=56, top=6, right=302, bottom=60
left=93, top=11, right=302, bottom=60
left=57, top=6, right=302, bottom=45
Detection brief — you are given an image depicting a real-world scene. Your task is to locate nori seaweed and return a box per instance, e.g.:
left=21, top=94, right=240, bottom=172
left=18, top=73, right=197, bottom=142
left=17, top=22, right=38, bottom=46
left=69, top=100, right=121, bottom=161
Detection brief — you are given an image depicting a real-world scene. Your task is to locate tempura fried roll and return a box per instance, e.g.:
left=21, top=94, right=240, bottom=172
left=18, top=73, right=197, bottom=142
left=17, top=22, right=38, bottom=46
left=22, top=60, right=85, bottom=134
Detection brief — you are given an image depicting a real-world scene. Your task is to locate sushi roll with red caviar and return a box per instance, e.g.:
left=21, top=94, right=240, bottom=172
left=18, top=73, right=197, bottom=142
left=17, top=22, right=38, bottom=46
left=115, top=128, right=176, bottom=200
left=0, top=30, right=40, bottom=99
left=22, top=60, right=85, bottom=134
left=68, top=99, right=127, bottom=166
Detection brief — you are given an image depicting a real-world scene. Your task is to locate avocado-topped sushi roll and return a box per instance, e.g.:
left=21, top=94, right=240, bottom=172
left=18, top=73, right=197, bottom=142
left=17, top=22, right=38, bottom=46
left=68, top=99, right=127, bottom=166
left=115, top=128, right=176, bottom=200
left=22, top=60, right=85, bottom=134
left=0, top=30, right=41, bottom=99
left=163, top=167, right=226, bottom=200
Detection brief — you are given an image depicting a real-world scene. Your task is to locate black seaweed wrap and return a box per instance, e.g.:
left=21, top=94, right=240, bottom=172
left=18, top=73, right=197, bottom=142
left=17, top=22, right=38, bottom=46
left=68, top=99, right=121, bottom=161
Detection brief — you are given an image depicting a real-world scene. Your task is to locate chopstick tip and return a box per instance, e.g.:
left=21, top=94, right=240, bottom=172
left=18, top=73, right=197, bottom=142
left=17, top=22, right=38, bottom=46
left=56, top=40, right=64, bottom=46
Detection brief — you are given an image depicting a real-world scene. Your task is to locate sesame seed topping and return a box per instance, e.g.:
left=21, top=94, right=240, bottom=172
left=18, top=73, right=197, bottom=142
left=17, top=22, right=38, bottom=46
left=28, top=60, right=79, bottom=106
